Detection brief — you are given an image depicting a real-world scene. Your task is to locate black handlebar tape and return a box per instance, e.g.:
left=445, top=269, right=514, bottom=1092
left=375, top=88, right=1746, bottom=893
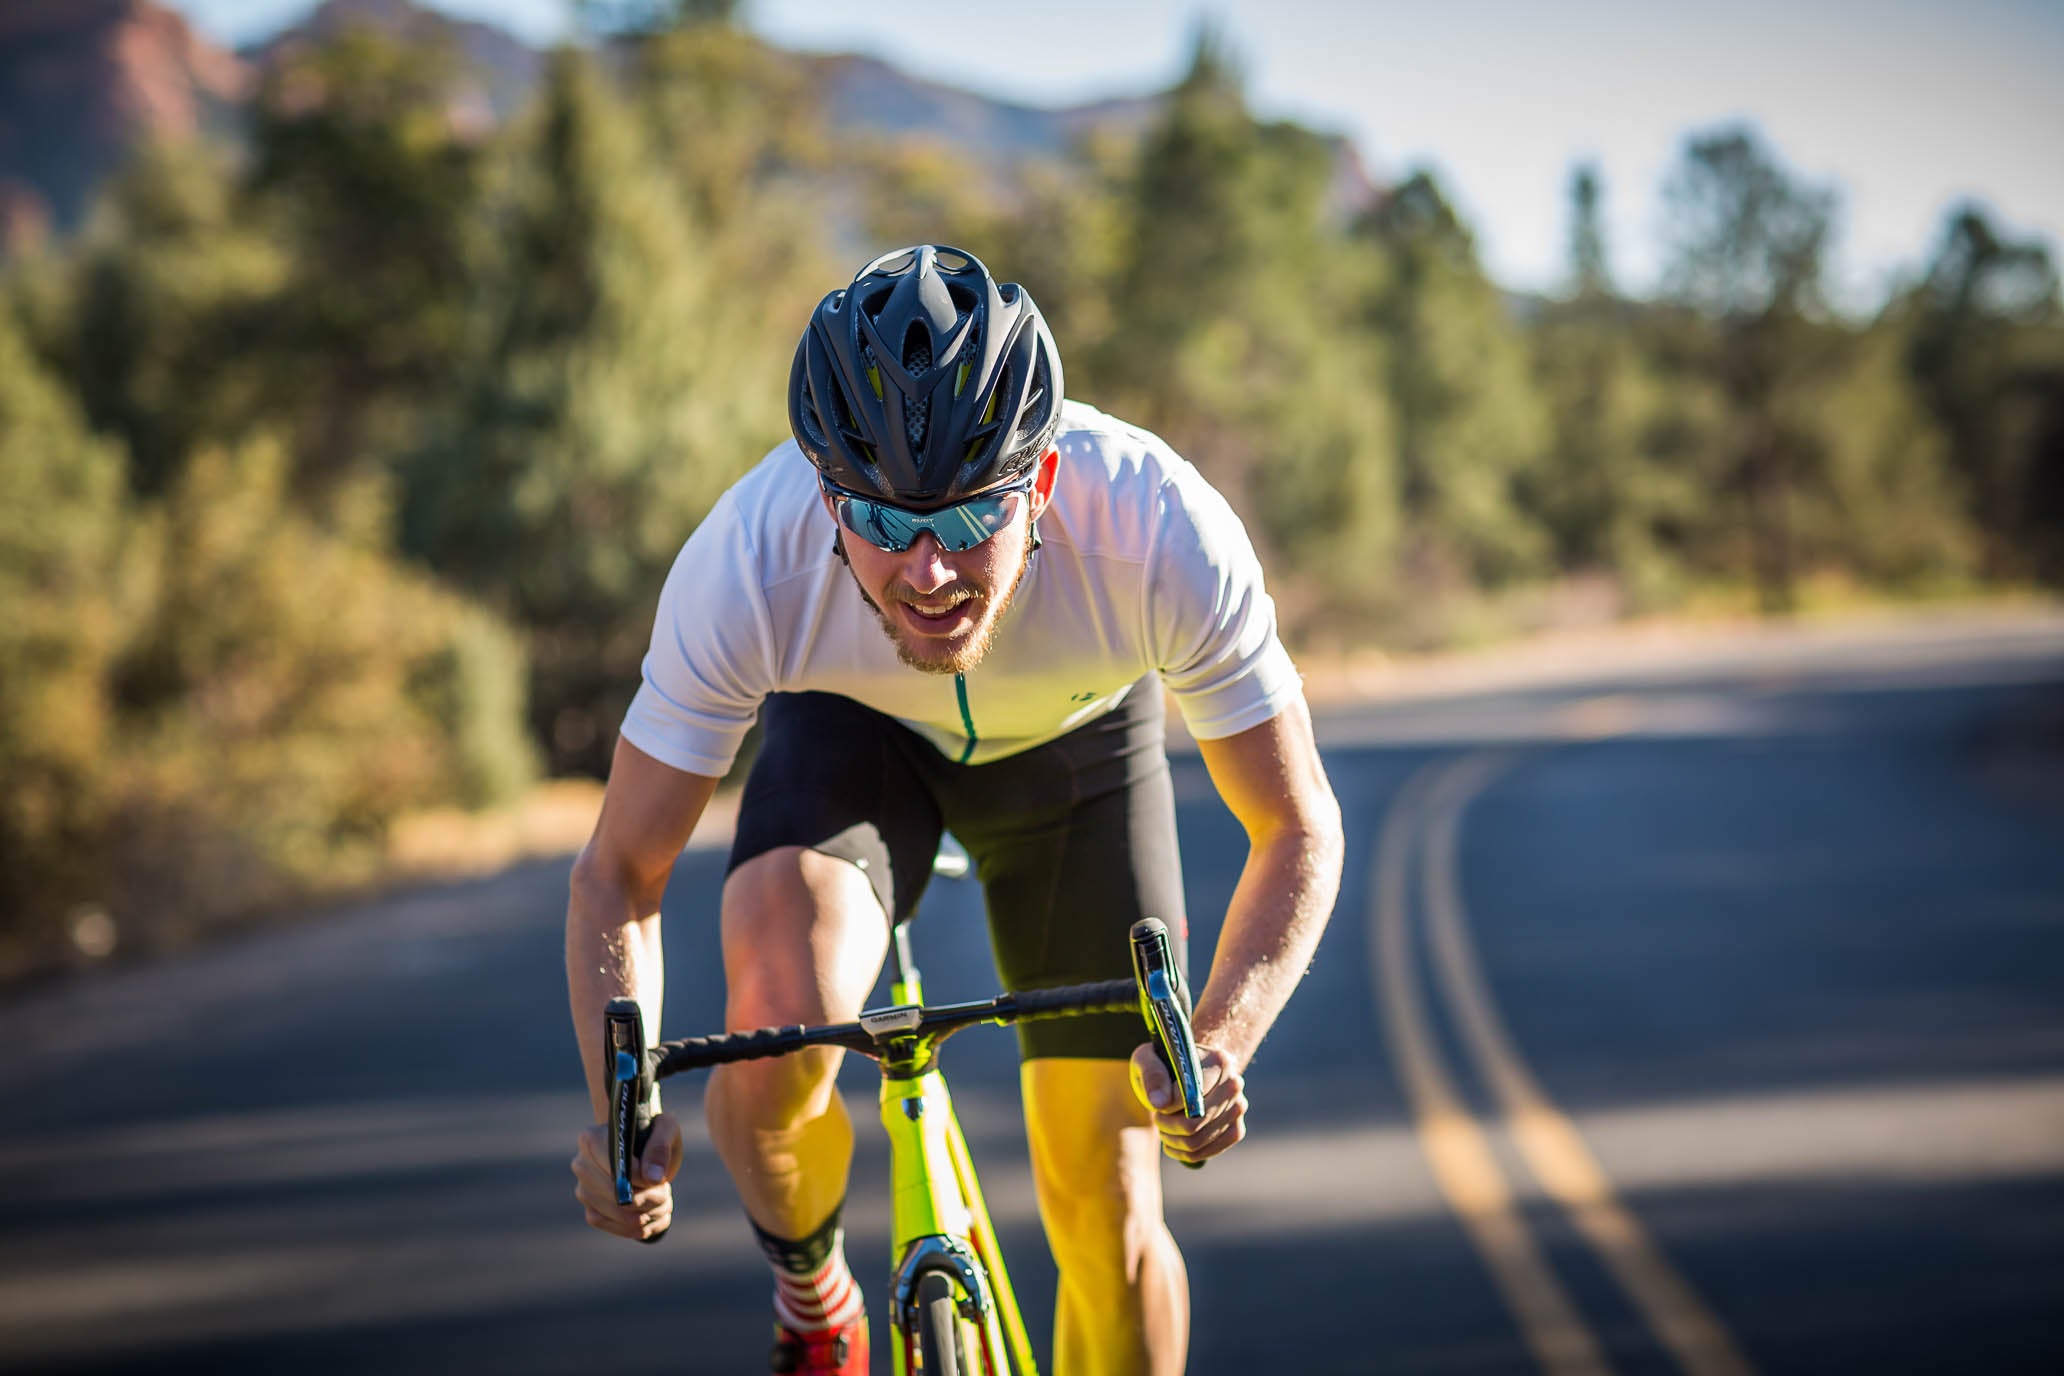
left=1005, top=979, right=1139, bottom=1020
left=602, top=998, right=667, bottom=1243
left=654, top=1022, right=820, bottom=1074
left=1130, top=918, right=1207, bottom=1171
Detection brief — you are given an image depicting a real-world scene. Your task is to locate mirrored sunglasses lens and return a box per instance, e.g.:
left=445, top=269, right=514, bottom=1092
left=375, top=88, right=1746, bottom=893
left=927, top=494, right=1016, bottom=551
left=839, top=498, right=919, bottom=552
left=838, top=491, right=1020, bottom=553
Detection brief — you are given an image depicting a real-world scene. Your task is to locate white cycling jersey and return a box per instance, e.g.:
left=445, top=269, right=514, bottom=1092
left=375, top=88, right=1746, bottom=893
left=620, top=400, right=1301, bottom=776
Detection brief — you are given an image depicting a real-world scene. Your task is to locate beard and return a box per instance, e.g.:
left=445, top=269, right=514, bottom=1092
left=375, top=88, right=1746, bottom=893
left=845, top=537, right=1035, bottom=676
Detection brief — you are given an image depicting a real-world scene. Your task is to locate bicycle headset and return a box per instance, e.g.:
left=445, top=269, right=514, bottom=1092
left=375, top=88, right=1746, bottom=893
left=788, top=244, right=1066, bottom=510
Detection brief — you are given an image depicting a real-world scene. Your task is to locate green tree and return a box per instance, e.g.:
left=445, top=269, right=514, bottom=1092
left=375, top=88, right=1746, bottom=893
left=39, top=139, right=288, bottom=498
left=248, top=24, right=487, bottom=493
left=1783, top=317, right=1973, bottom=588
left=629, top=21, right=824, bottom=231
left=0, top=308, right=130, bottom=943
left=1357, top=170, right=1551, bottom=592
left=1098, top=31, right=1398, bottom=634
left=406, top=49, right=787, bottom=773
left=1658, top=125, right=1842, bottom=613
left=1530, top=163, right=1694, bottom=608
left=1905, top=203, right=2064, bottom=580
left=113, top=435, right=533, bottom=936
left=1567, top=160, right=1612, bottom=301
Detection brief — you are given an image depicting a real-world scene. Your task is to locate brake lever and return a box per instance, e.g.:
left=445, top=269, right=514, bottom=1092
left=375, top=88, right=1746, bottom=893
left=1130, top=918, right=1206, bottom=1171
left=603, top=997, right=667, bottom=1243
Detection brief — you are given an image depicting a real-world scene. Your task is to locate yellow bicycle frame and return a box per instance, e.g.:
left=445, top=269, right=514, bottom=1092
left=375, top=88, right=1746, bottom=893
left=881, top=970, right=1038, bottom=1374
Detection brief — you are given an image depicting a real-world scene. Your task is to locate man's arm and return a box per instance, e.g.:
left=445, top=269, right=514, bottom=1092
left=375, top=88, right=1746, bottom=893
left=1132, top=691, right=1343, bottom=1161
left=567, top=735, right=719, bottom=1112
left=566, top=735, right=718, bottom=1238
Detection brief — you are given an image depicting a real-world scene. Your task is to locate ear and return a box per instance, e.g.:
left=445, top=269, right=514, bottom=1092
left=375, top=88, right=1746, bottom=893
left=1028, top=447, right=1060, bottom=521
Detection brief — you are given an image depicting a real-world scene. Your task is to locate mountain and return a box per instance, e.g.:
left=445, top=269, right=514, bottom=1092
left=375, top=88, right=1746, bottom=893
left=250, top=0, right=542, bottom=125
left=801, top=52, right=1160, bottom=164
left=0, top=0, right=249, bottom=245
left=0, top=1, right=1381, bottom=254
left=800, top=51, right=1380, bottom=219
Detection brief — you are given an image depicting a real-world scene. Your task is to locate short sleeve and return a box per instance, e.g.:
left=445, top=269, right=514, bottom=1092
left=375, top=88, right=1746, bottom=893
left=1146, top=472, right=1303, bottom=740
left=617, top=492, right=777, bottom=777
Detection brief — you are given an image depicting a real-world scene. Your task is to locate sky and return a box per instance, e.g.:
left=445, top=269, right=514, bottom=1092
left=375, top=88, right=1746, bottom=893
left=173, top=0, right=2064, bottom=307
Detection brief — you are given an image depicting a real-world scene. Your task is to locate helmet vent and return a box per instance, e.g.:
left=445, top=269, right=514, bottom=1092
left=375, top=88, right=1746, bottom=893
left=796, top=391, right=827, bottom=448
left=902, top=324, right=933, bottom=449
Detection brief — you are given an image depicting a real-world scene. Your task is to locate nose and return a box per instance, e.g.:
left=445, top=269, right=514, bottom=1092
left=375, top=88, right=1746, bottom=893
left=897, top=533, right=953, bottom=592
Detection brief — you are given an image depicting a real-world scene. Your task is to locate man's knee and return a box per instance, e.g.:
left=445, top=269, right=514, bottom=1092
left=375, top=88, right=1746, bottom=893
left=1023, top=1060, right=1167, bottom=1280
left=721, top=846, right=886, bottom=1021
left=714, top=846, right=888, bottom=1115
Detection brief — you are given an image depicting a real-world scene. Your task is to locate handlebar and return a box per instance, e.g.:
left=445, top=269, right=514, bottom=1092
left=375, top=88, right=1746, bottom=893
left=603, top=917, right=1207, bottom=1235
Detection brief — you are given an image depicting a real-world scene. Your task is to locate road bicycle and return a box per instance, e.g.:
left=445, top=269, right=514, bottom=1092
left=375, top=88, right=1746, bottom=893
left=602, top=913, right=1205, bottom=1375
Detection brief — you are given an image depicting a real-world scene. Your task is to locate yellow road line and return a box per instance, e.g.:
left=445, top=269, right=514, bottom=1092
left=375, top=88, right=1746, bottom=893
left=1422, top=751, right=1756, bottom=1376
left=1371, top=762, right=1613, bottom=1376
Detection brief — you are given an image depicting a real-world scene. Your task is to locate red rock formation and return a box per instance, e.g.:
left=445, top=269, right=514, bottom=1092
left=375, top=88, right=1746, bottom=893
left=0, top=0, right=250, bottom=231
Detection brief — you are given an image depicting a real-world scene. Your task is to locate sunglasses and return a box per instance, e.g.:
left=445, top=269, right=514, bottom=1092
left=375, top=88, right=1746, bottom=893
left=823, top=473, right=1035, bottom=554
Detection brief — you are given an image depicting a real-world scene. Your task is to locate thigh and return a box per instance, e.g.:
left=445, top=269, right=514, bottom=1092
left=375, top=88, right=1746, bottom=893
left=948, top=684, right=1190, bottom=1060
left=729, top=691, right=947, bottom=925
left=1021, top=1059, right=1162, bottom=1236
left=720, top=846, right=891, bottom=1030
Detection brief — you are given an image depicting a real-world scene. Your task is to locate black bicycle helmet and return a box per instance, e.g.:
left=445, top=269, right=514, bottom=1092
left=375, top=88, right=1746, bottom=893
left=788, top=244, right=1065, bottom=510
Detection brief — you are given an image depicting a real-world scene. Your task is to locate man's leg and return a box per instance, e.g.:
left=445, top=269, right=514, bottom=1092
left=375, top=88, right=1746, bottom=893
left=704, top=844, right=888, bottom=1240
left=1023, top=1058, right=1189, bottom=1376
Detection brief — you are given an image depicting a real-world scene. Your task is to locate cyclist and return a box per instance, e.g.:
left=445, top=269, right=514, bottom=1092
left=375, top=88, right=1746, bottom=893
left=567, top=245, right=1344, bottom=1375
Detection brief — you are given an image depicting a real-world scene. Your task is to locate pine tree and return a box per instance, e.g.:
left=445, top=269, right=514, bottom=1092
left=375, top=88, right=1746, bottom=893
left=1905, top=204, right=2064, bottom=580
left=1530, top=163, right=1691, bottom=608
left=1357, top=171, right=1551, bottom=591
left=405, top=49, right=788, bottom=773
left=1098, top=30, right=1398, bottom=634
left=1658, top=125, right=1843, bottom=613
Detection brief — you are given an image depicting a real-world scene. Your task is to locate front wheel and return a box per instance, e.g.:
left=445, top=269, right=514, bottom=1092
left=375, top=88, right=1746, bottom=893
left=915, top=1271, right=963, bottom=1375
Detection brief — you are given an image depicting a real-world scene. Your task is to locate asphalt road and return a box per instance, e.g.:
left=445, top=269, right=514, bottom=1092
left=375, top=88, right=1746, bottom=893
left=3, top=615, right=2062, bottom=1374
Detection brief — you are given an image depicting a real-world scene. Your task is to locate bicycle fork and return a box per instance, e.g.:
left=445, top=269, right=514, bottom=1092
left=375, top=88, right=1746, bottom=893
left=880, top=1066, right=1031, bottom=1374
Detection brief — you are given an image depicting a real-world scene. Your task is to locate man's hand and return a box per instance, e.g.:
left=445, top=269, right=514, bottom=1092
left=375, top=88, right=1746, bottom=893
left=1129, top=1042, right=1248, bottom=1164
left=570, top=1112, right=684, bottom=1241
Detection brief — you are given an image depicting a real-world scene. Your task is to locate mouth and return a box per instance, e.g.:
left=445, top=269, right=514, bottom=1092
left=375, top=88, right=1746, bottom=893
left=893, top=590, right=979, bottom=637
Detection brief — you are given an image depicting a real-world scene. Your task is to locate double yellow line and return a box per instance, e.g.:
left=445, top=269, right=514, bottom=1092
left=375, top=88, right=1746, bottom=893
left=1372, top=750, right=1754, bottom=1376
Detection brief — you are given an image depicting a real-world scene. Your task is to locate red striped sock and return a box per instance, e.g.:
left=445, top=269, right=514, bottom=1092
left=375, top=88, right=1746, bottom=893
left=752, top=1207, right=864, bottom=1335
left=771, top=1242, right=864, bottom=1333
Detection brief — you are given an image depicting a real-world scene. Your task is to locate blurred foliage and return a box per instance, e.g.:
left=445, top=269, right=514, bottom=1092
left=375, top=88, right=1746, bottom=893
left=1529, top=173, right=1694, bottom=611
left=109, top=437, right=534, bottom=938
left=1904, top=206, right=2064, bottom=581
left=33, top=139, right=289, bottom=498
left=405, top=43, right=814, bottom=774
left=2, top=18, right=2060, bottom=955
left=1658, top=127, right=1846, bottom=613
left=1090, top=33, right=1401, bottom=637
left=1357, top=170, right=1549, bottom=597
left=245, top=26, right=487, bottom=495
left=0, top=309, right=130, bottom=948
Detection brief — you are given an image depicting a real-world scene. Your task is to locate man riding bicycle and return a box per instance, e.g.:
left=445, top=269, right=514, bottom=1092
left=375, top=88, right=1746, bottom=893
left=567, top=244, right=1344, bottom=1375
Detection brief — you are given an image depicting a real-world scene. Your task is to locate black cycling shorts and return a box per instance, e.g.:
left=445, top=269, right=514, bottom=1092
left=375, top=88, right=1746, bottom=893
left=727, top=681, right=1188, bottom=1060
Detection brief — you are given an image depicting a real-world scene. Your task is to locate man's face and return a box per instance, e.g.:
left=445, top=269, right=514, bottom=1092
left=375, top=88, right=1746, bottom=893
left=827, top=451, right=1058, bottom=676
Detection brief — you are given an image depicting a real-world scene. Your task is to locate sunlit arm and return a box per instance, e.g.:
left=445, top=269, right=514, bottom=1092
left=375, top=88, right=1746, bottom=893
left=1190, top=692, right=1344, bottom=1074
left=565, top=736, right=718, bottom=1121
